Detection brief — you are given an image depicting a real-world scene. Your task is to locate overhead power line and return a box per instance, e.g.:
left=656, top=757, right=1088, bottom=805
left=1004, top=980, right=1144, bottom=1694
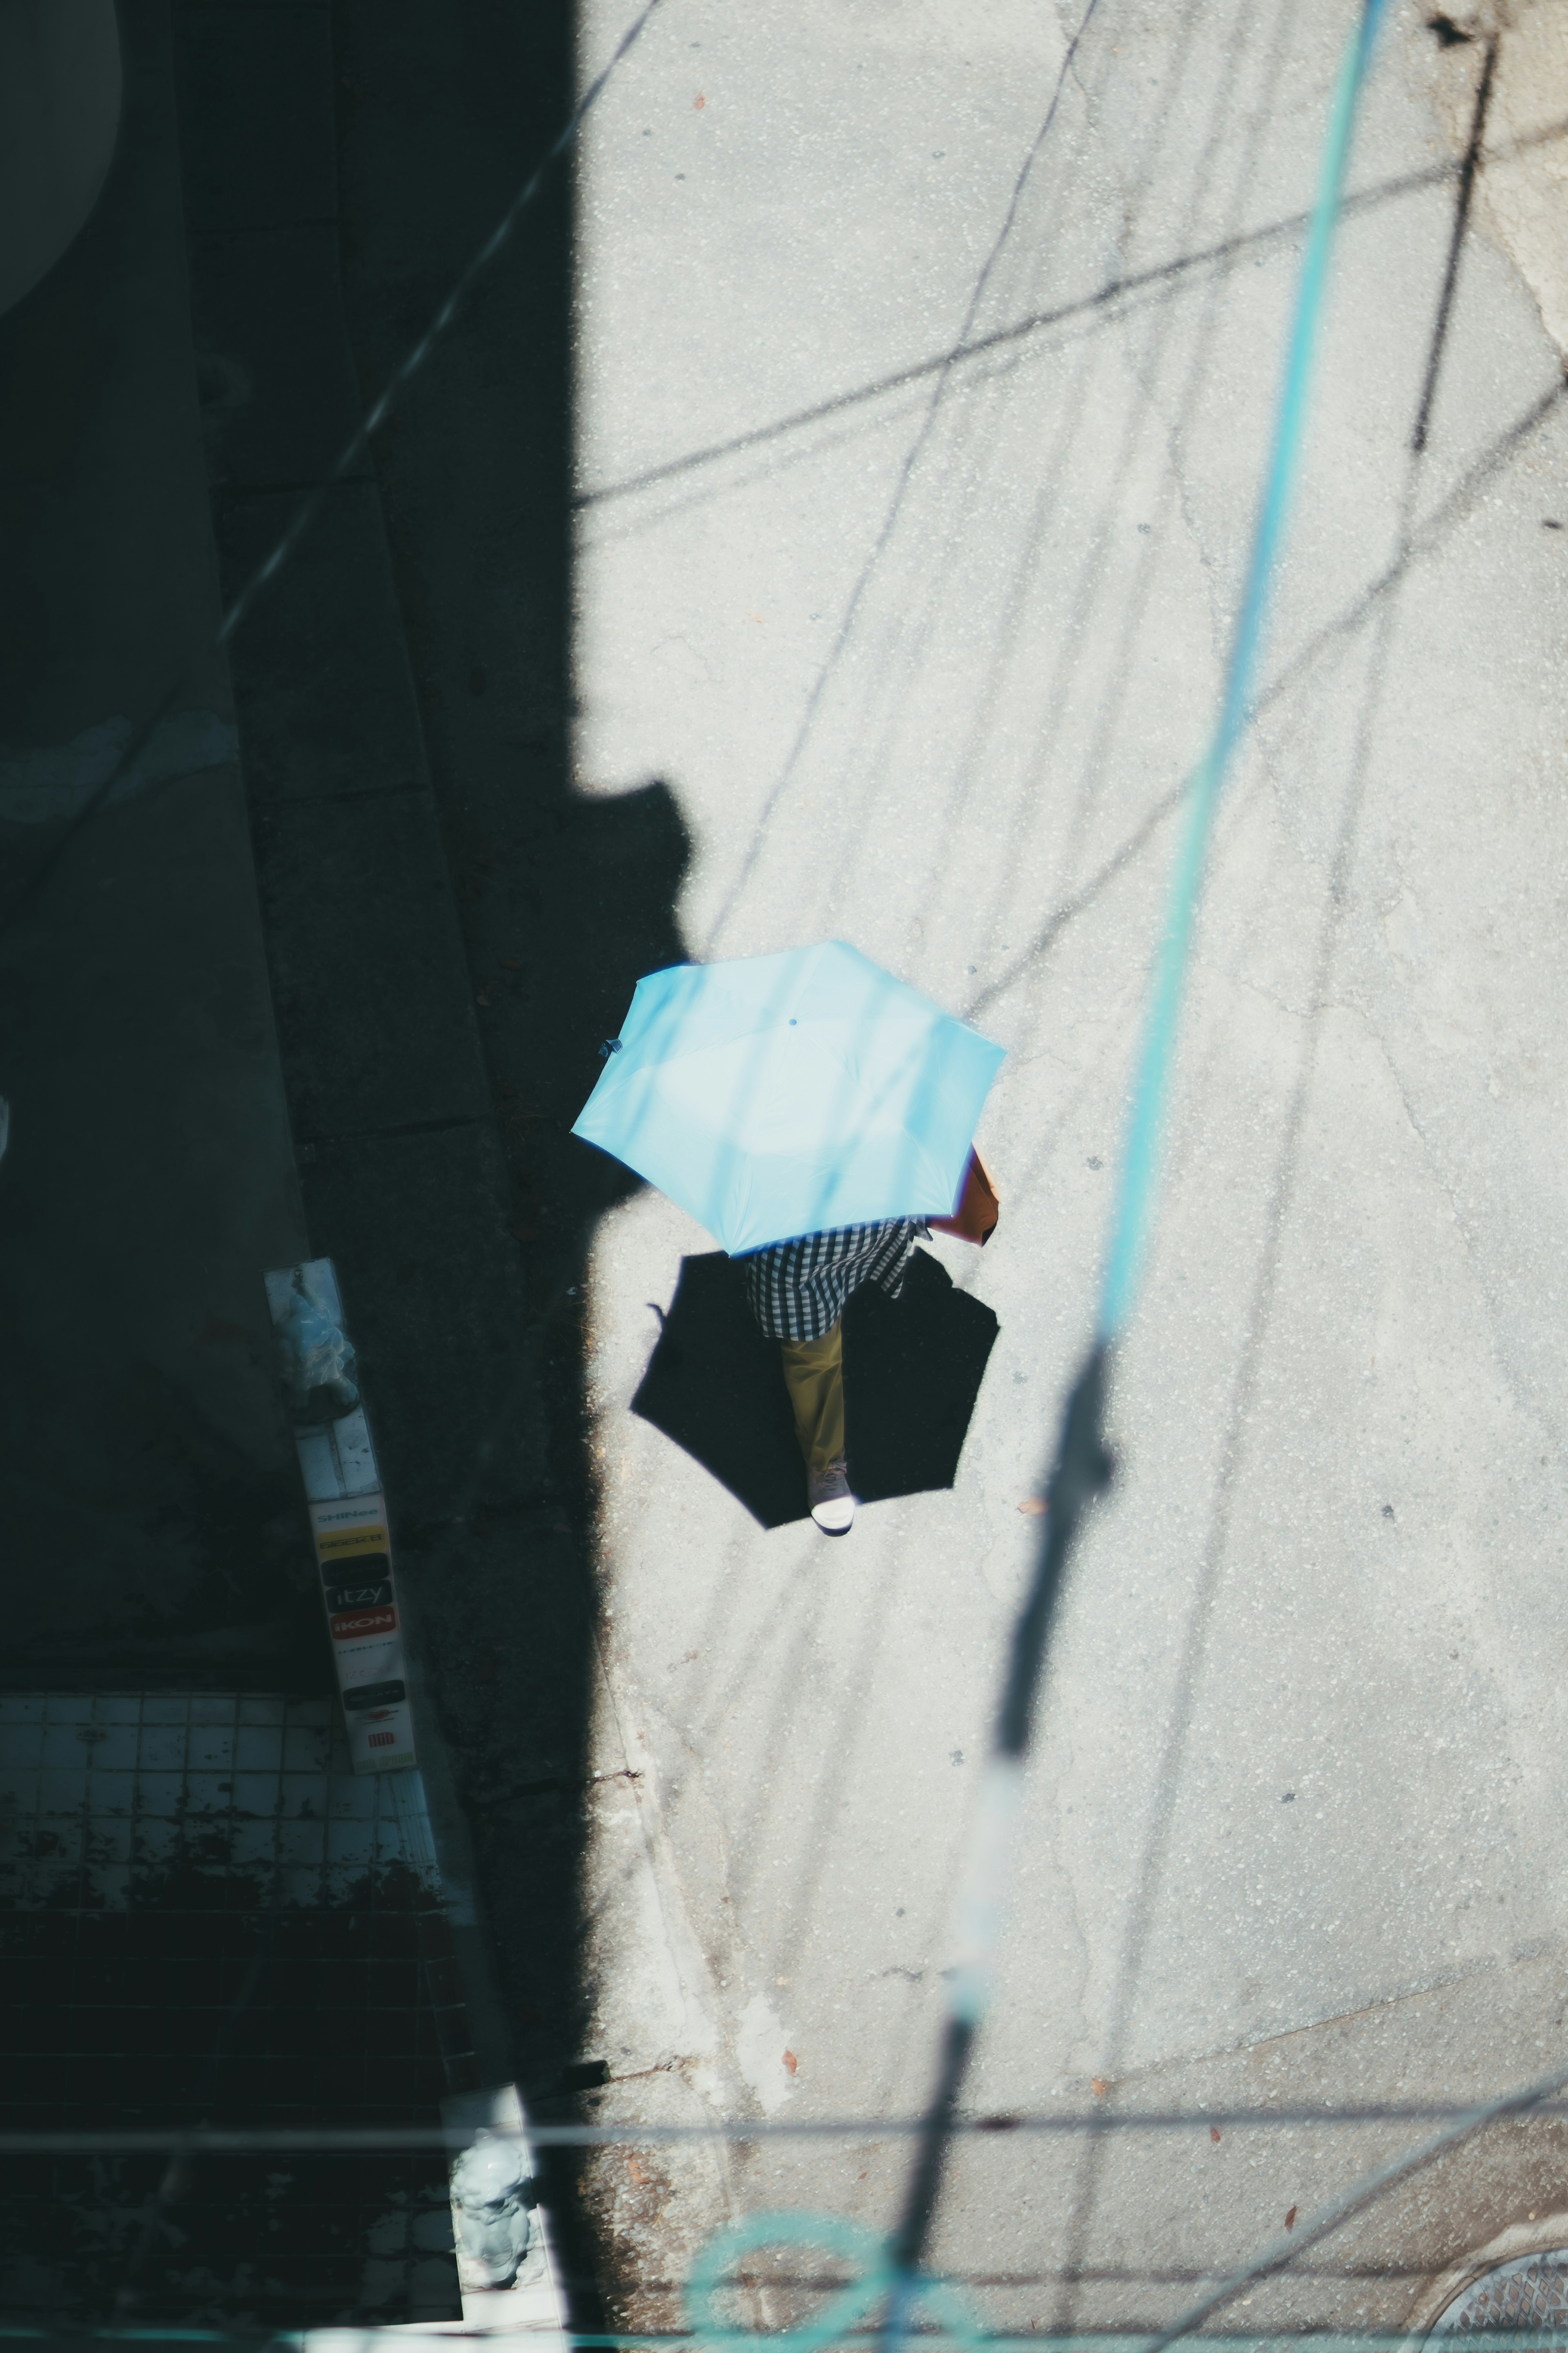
left=9, top=2097, right=1568, bottom=2156
left=872, top=5, right=1392, bottom=2347
left=552, top=2340, right=1568, bottom=2352
left=1142, top=2052, right=1568, bottom=2353
left=577, top=116, right=1568, bottom=514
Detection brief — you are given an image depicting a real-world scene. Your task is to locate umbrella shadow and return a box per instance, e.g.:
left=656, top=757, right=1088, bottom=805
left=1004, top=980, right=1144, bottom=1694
left=632, top=1247, right=999, bottom=1528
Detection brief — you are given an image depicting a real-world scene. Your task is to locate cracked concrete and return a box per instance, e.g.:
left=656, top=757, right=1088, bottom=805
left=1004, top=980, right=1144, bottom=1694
left=1410, top=0, right=1568, bottom=357
left=570, top=0, right=1568, bottom=2330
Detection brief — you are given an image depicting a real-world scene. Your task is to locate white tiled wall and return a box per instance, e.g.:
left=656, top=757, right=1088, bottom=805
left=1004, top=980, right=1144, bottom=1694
left=0, top=1693, right=440, bottom=1911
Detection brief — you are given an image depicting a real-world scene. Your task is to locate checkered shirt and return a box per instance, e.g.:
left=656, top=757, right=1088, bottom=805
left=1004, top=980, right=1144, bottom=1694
left=742, top=1219, right=919, bottom=1344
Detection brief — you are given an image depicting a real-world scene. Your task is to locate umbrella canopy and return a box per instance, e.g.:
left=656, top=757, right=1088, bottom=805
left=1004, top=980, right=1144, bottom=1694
left=572, top=942, right=1005, bottom=1255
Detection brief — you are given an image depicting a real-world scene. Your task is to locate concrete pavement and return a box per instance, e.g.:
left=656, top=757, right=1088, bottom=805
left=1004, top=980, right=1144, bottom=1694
left=0, top=0, right=316, bottom=1682
left=13, top=0, right=1562, bottom=2324
left=569, top=0, right=1568, bottom=2329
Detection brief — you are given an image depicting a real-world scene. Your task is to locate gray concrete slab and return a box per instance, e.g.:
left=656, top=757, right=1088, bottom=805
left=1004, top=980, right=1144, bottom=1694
left=188, top=222, right=371, bottom=488
left=172, top=4, right=336, bottom=233
left=175, top=0, right=541, bottom=1546
left=210, top=484, right=431, bottom=801
left=251, top=787, right=491, bottom=1139
left=0, top=0, right=121, bottom=321
left=564, top=0, right=1568, bottom=2329
left=0, top=0, right=314, bottom=1682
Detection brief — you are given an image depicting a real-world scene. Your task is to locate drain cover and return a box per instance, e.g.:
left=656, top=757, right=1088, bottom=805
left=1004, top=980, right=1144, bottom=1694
left=1430, top=2249, right=1568, bottom=2344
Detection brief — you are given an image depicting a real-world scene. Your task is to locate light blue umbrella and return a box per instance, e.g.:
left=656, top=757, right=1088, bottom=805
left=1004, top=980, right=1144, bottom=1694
left=572, top=942, right=1004, bottom=1255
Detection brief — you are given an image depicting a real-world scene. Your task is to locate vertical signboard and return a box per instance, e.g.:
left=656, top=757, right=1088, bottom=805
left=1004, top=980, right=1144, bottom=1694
left=265, top=1259, right=417, bottom=1775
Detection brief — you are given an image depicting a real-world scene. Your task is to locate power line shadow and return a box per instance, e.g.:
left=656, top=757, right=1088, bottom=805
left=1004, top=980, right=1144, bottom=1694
left=631, top=1248, right=999, bottom=1529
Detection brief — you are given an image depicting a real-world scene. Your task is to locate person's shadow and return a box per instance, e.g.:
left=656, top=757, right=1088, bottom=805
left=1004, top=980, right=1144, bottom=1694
left=632, top=1247, right=999, bottom=1527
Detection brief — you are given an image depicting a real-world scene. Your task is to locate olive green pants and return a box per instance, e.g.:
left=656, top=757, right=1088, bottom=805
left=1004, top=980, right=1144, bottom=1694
left=780, top=1322, right=845, bottom=1474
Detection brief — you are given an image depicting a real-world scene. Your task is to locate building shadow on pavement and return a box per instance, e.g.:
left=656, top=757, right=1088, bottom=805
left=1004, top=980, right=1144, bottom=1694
left=318, top=0, right=688, bottom=2331
left=633, top=1249, right=1000, bottom=1528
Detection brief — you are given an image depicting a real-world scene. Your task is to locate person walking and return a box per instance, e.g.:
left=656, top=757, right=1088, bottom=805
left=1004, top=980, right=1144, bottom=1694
left=743, top=1218, right=919, bottom=1536
left=572, top=944, right=1004, bottom=1532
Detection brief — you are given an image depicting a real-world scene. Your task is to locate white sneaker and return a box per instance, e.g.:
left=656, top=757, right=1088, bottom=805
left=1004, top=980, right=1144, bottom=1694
left=808, top=1457, right=854, bottom=1536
